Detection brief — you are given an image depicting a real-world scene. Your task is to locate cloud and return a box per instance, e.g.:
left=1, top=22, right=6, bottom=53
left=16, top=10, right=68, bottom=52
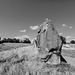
left=62, top=24, right=68, bottom=27
left=20, top=30, right=26, bottom=32
left=14, top=35, right=30, bottom=40
left=66, top=36, right=72, bottom=39
left=30, top=25, right=39, bottom=30
left=69, top=26, right=72, bottom=29
left=59, top=33, right=63, bottom=35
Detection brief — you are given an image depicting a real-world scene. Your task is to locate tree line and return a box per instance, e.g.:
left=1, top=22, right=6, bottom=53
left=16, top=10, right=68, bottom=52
left=60, top=36, right=75, bottom=44
left=70, top=40, right=75, bottom=44
left=0, top=37, right=31, bottom=44
left=0, top=36, right=75, bottom=44
left=0, top=36, right=66, bottom=44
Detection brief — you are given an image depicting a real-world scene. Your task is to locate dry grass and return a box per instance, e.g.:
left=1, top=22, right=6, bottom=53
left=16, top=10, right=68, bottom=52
left=0, top=51, right=75, bottom=75
left=0, top=60, right=75, bottom=75
left=0, top=43, right=75, bottom=75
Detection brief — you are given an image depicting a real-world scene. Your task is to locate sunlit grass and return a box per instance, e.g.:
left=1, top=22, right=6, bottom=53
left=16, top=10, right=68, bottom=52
left=0, top=43, right=75, bottom=75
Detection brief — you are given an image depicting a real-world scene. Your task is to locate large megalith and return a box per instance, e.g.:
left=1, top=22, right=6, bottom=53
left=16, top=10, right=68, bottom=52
left=36, top=18, right=67, bottom=64
left=37, top=18, right=62, bottom=53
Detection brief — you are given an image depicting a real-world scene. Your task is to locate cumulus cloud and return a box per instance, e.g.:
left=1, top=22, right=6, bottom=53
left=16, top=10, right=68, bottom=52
left=14, top=35, right=30, bottom=40
left=69, top=26, right=72, bottom=29
left=66, top=36, right=72, bottom=39
left=59, top=33, right=63, bottom=35
left=20, top=30, right=26, bottom=32
left=30, top=25, right=39, bottom=30
left=62, top=24, right=68, bottom=27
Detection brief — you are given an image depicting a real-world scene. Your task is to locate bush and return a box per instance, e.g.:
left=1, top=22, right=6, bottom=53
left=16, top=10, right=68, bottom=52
left=70, top=40, right=75, bottom=44
left=60, top=36, right=66, bottom=44
left=23, top=38, right=31, bottom=43
left=0, top=37, right=2, bottom=44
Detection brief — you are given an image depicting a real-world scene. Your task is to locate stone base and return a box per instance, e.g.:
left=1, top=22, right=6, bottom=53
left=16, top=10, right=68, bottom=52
left=46, top=54, right=60, bottom=65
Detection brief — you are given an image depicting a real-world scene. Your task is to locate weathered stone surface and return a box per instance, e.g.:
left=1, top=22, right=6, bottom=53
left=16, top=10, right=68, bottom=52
left=37, top=18, right=62, bottom=52
left=36, top=18, right=66, bottom=65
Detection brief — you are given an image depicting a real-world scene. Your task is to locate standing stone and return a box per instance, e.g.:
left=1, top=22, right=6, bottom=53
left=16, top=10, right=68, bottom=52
left=36, top=18, right=63, bottom=65
left=37, top=18, right=62, bottom=52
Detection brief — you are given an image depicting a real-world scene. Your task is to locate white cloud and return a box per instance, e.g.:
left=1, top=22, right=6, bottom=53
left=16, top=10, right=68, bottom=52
left=62, top=24, right=68, bottom=27
left=30, top=25, right=39, bottom=30
left=14, top=35, right=30, bottom=40
left=66, top=36, right=72, bottom=39
left=69, top=26, right=72, bottom=29
left=59, top=33, right=63, bottom=35
left=20, top=30, right=26, bottom=32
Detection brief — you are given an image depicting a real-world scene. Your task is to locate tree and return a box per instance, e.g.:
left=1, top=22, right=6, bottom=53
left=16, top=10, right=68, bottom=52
left=7, top=38, right=13, bottom=43
left=1, top=37, right=31, bottom=43
left=12, top=38, right=20, bottom=43
left=60, top=36, right=66, bottom=44
left=70, top=40, right=75, bottom=44
left=2, top=38, right=7, bottom=43
left=0, top=37, right=2, bottom=44
left=1, top=38, right=20, bottom=43
left=23, top=38, right=31, bottom=43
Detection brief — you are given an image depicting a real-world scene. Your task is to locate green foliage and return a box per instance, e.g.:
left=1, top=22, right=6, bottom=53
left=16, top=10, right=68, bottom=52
left=23, top=38, right=31, bottom=43
left=0, top=37, right=2, bottom=44
left=70, top=40, right=75, bottom=44
left=1, top=38, right=31, bottom=44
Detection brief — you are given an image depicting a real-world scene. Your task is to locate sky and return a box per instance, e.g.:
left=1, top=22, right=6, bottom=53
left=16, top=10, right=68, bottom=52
left=0, top=0, right=75, bottom=42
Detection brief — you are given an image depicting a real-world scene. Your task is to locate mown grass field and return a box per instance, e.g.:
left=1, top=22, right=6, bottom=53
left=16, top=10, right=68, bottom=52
left=62, top=50, right=75, bottom=57
left=62, top=44, right=75, bottom=67
left=0, top=43, right=31, bottom=51
left=68, top=44, right=75, bottom=48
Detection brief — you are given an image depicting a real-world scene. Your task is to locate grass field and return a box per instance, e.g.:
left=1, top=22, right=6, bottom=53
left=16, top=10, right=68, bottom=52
left=0, top=43, right=31, bottom=51
left=62, top=44, right=75, bottom=67
left=68, top=44, right=75, bottom=48
left=0, top=43, right=75, bottom=75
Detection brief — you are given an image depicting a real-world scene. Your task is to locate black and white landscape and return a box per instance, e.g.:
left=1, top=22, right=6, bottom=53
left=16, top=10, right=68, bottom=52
left=0, top=0, right=75, bottom=75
